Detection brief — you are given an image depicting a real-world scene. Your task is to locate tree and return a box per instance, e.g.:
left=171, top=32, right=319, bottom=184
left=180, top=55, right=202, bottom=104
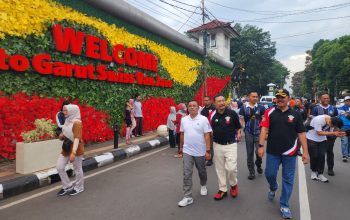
left=230, top=24, right=289, bottom=96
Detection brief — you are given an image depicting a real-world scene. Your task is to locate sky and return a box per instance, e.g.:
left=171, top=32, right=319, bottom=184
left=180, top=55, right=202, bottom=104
left=125, top=0, right=350, bottom=91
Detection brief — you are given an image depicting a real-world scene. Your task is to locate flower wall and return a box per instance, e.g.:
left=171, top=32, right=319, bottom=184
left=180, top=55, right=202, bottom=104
left=0, top=92, right=113, bottom=159
left=0, top=0, right=232, bottom=159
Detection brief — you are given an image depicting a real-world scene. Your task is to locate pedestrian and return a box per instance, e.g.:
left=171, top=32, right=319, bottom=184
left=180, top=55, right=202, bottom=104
left=173, top=103, right=187, bottom=158
left=338, top=96, right=350, bottom=161
left=293, top=98, right=307, bottom=121
left=210, top=94, right=242, bottom=200
left=306, top=115, right=344, bottom=182
left=56, top=104, right=85, bottom=196
left=133, top=93, right=143, bottom=136
left=200, top=96, right=215, bottom=166
left=125, top=99, right=136, bottom=145
left=55, top=100, right=70, bottom=136
left=258, top=89, right=309, bottom=219
left=312, top=92, right=338, bottom=176
left=167, top=106, right=176, bottom=148
left=239, top=90, right=265, bottom=180
left=177, top=100, right=212, bottom=207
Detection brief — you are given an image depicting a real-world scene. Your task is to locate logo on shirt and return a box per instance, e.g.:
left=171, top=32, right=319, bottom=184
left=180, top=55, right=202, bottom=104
left=225, top=116, right=231, bottom=124
left=287, top=115, right=294, bottom=123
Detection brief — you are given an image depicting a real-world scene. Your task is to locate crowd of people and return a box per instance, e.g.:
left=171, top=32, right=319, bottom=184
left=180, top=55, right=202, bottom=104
left=171, top=90, right=350, bottom=219
left=52, top=89, right=350, bottom=219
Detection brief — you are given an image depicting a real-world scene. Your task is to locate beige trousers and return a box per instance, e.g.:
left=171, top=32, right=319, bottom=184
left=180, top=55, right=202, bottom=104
left=213, top=142, right=238, bottom=192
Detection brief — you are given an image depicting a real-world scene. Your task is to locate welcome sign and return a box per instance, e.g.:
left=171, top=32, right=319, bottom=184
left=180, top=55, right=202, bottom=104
left=0, top=24, right=172, bottom=88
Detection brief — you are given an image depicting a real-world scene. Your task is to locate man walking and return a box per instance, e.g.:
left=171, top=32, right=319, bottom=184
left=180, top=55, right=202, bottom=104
left=210, top=95, right=241, bottom=200
left=338, top=96, right=350, bottom=161
left=258, top=89, right=309, bottom=219
left=178, top=101, right=212, bottom=207
left=200, top=96, right=215, bottom=166
left=312, top=92, right=338, bottom=176
left=306, top=115, right=344, bottom=182
left=239, top=91, right=265, bottom=180
left=133, top=93, right=143, bottom=136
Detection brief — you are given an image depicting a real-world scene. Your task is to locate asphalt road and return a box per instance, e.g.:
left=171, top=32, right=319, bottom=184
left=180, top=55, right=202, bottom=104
left=0, top=139, right=349, bottom=220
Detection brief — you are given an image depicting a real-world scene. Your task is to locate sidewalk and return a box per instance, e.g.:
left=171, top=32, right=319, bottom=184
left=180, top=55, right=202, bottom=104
left=0, top=131, right=169, bottom=200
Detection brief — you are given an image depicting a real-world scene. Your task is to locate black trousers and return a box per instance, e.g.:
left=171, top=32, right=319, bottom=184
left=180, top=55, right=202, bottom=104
left=245, top=131, right=262, bottom=174
left=168, top=129, right=176, bottom=148
left=326, top=136, right=336, bottom=170
left=134, top=117, right=143, bottom=136
left=308, top=139, right=327, bottom=174
left=176, top=133, right=181, bottom=154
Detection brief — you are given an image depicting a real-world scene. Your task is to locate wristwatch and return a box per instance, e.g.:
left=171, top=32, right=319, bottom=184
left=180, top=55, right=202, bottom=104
left=258, top=144, right=264, bottom=148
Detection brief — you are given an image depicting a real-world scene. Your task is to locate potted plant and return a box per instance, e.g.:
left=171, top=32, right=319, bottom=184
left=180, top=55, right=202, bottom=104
left=16, top=119, right=63, bottom=174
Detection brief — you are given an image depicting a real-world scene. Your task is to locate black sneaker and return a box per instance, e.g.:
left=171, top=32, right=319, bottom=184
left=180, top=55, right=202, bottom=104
left=57, top=186, right=73, bottom=196
left=257, top=167, right=263, bottom=174
left=328, top=169, right=335, bottom=176
left=342, top=156, right=348, bottom=162
left=68, top=189, right=84, bottom=196
left=206, top=160, right=213, bottom=166
left=248, top=173, right=255, bottom=180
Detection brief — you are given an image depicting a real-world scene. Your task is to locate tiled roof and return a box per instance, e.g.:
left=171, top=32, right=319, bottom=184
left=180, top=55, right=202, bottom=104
left=187, top=20, right=231, bottom=33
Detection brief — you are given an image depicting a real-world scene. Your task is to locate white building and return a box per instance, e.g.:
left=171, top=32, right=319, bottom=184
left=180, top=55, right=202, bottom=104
left=187, top=20, right=239, bottom=61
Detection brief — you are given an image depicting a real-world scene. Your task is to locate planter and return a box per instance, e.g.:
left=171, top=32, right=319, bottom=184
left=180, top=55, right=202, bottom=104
left=16, top=139, right=63, bottom=174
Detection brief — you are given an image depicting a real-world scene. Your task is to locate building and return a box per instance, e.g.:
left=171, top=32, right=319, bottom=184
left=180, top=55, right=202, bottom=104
left=187, top=20, right=240, bottom=61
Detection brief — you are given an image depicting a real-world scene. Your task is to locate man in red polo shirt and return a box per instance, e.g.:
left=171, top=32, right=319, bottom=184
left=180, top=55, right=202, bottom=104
left=258, top=89, right=309, bottom=219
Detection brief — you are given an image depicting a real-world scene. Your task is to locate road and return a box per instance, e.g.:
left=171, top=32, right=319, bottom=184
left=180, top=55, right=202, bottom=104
left=0, top=139, right=349, bottom=220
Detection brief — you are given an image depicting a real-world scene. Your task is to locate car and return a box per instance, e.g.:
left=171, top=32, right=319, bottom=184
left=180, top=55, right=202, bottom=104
left=260, top=96, right=275, bottom=109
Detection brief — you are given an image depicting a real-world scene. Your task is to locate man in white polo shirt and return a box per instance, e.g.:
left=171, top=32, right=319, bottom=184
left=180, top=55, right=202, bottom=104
left=178, top=100, right=212, bottom=207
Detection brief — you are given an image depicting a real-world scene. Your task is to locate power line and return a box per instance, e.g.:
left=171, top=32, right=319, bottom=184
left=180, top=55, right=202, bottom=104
left=207, top=0, right=350, bottom=15
left=158, top=0, right=202, bottom=14
left=169, top=0, right=198, bottom=8
left=128, top=0, right=197, bottom=29
left=178, top=7, right=198, bottom=31
left=141, top=0, right=202, bottom=27
left=236, top=15, right=350, bottom=23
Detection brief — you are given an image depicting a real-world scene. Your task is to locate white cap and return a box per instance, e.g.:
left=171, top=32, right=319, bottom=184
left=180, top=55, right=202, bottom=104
left=344, top=96, right=350, bottom=101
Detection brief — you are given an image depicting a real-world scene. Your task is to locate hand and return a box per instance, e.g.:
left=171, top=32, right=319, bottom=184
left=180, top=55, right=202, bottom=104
left=205, top=152, right=211, bottom=161
left=69, top=153, right=76, bottom=162
left=236, top=132, right=241, bottom=143
left=258, top=147, right=264, bottom=158
left=334, top=131, right=346, bottom=137
left=59, top=133, right=64, bottom=140
left=302, top=152, right=309, bottom=164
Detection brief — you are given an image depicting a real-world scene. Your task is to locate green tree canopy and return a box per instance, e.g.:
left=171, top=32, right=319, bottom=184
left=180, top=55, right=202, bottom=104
left=230, top=24, right=289, bottom=97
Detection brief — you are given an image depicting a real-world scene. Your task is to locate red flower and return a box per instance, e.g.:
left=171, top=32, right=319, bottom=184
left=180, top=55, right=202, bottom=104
left=194, top=76, right=231, bottom=106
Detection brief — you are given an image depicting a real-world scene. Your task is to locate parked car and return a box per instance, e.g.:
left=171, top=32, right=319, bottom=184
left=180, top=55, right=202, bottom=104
left=260, top=96, right=275, bottom=109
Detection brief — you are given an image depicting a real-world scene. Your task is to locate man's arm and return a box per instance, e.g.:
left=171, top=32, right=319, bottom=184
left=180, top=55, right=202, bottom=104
left=297, top=132, right=309, bottom=164
left=258, top=127, right=268, bottom=158
left=179, top=132, right=184, bottom=154
left=204, top=132, right=211, bottom=160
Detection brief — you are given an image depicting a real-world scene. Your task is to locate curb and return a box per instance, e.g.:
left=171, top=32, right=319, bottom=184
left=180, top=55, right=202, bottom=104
left=0, top=136, right=169, bottom=200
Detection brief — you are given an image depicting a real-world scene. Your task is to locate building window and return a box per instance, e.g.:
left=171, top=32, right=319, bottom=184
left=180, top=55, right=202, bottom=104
left=210, top=34, right=216, bottom=47
left=225, top=35, right=229, bottom=48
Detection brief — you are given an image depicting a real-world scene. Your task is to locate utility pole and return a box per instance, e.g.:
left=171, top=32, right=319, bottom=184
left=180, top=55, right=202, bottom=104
left=201, top=0, right=208, bottom=96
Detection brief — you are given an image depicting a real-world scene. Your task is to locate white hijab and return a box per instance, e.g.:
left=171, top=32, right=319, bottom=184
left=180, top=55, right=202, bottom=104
left=62, top=104, right=81, bottom=141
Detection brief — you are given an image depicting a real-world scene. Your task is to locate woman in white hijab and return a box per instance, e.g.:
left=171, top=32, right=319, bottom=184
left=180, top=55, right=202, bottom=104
left=167, top=106, right=176, bottom=148
left=56, top=104, right=85, bottom=196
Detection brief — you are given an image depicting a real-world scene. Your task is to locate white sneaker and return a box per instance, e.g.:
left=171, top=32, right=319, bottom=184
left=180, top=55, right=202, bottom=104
left=311, top=172, right=318, bottom=180
left=178, top=197, right=193, bottom=207
left=200, top=185, right=208, bottom=196
left=317, top=174, right=329, bottom=183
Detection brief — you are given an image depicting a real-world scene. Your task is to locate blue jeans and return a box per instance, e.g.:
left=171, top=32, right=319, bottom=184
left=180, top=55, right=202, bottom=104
left=265, top=153, right=296, bottom=208
left=341, top=136, right=350, bottom=157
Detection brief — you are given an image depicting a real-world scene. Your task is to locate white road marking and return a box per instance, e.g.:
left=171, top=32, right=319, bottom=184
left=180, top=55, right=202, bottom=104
left=0, top=147, right=168, bottom=210
left=298, top=156, right=312, bottom=220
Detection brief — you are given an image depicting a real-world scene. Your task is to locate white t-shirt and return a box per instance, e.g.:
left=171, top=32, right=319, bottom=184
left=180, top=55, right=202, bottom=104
left=306, top=115, right=328, bottom=142
left=180, top=114, right=212, bottom=156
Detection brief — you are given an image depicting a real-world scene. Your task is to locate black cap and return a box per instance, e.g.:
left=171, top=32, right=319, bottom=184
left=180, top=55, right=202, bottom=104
left=275, top=89, right=290, bottom=97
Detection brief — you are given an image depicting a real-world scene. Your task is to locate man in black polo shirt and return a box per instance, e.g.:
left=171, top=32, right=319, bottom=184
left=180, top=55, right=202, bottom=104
left=209, top=95, right=242, bottom=200
left=258, top=89, right=309, bottom=219
left=201, top=96, right=215, bottom=166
